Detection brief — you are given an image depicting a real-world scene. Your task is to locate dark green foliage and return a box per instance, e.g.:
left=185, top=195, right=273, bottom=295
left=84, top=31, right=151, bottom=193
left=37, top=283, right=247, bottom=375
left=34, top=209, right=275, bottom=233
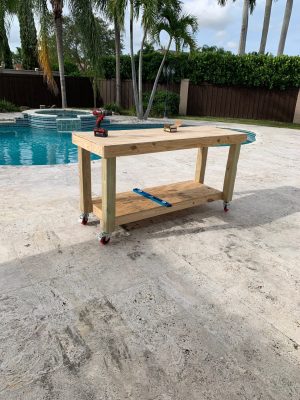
left=52, top=61, right=80, bottom=75
left=47, top=15, right=118, bottom=76
left=0, top=99, right=20, bottom=112
left=0, top=8, right=13, bottom=69
left=18, top=0, right=38, bottom=69
left=2, top=38, right=12, bottom=68
left=142, top=90, right=179, bottom=117
left=104, top=103, right=121, bottom=113
left=101, top=52, right=300, bottom=90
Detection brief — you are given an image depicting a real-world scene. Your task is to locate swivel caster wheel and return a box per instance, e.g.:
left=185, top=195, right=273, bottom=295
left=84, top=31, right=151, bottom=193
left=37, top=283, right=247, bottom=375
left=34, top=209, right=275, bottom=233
left=97, top=232, right=111, bottom=245
left=223, top=202, right=230, bottom=212
left=80, top=213, right=89, bottom=225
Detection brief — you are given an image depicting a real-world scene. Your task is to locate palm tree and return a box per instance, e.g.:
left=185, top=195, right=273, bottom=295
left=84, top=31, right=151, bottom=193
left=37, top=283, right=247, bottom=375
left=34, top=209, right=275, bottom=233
left=259, top=0, right=273, bottom=54
left=136, top=0, right=164, bottom=118
left=143, top=5, right=197, bottom=119
left=218, top=0, right=256, bottom=55
left=36, top=0, right=103, bottom=108
left=277, top=0, right=293, bottom=55
left=97, top=0, right=127, bottom=108
left=129, top=0, right=140, bottom=117
left=49, top=0, right=67, bottom=108
left=128, top=0, right=196, bottom=119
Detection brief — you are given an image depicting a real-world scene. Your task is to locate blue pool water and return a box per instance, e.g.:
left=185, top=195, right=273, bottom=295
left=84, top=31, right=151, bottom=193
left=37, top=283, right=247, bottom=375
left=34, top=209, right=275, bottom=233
left=0, top=124, right=162, bottom=166
left=0, top=125, right=255, bottom=166
left=0, top=127, right=98, bottom=165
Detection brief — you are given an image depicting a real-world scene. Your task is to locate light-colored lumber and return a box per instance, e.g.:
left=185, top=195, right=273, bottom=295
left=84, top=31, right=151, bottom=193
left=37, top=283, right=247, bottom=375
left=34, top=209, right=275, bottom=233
left=72, top=126, right=247, bottom=158
left=78, top=147, right=92, bottom=213
left=195, top=147, right=208, bottom=183
left=93, top=181, right=222, bottom=226
left=223, top=144, right=241, bottom=202
left=101, top=157, right=116, bottom=233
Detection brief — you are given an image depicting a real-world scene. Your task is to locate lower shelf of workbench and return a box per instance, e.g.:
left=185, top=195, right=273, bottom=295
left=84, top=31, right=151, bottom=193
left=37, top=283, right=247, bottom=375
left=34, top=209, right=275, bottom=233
left=92, top=180, right=223, bottom=226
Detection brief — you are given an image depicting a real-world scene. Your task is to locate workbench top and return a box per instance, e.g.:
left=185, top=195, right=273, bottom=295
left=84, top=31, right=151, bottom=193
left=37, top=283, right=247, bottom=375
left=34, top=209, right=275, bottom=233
left=72, top=126, right=247, bottom=158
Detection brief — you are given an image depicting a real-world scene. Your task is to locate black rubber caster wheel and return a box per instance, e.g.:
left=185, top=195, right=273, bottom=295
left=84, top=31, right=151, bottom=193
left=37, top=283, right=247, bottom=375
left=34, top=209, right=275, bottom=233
left=100, top=236, right=111, bottom=245
left=80, top=213, right=89, bottom=225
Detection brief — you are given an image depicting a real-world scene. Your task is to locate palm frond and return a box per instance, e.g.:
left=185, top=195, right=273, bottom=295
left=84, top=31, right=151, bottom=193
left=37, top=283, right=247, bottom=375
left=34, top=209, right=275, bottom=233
left=69, top=0, right=103, bottom=77
left=37, top=0, right=58, bottom=94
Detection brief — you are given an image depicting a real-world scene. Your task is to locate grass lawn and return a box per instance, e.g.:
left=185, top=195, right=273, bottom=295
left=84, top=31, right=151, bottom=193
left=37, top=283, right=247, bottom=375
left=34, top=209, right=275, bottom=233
left=180, top=115, right=300, bottom=130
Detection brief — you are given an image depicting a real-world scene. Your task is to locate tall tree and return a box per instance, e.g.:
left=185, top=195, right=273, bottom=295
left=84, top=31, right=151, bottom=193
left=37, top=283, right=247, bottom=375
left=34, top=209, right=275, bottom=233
left=218, top=0, right=256, bottom=55
left=0, top=0, right=13, bottom=68
left=101, top=0, right=127, bottom=108
left=18, top=0, right=38, bottom=69
left=49, top=0, right=67, bottom=108
left=129, top=0, right=196, bottom=119
left=259, top=0, right=273, bottom=54
left=36, top=0, right=103, bottom=108
left=129, top=0, right=139, bottom=116
left=239, top=0, right=249, bottom=54
left=144, top=5, right=197, bottom=119
left=277, top=0, right=293, bottom=55
left=46, top=15, right=115, bottom=70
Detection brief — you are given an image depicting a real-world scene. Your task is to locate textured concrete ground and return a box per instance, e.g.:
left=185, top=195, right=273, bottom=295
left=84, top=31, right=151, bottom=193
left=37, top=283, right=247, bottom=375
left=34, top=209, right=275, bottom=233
left=0, top=123, right=299, bottom=400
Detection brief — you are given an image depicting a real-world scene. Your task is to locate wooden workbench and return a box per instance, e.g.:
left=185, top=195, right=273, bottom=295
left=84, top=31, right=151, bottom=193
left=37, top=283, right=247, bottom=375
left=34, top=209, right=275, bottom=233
left=72, top=126, right=247, bottom=243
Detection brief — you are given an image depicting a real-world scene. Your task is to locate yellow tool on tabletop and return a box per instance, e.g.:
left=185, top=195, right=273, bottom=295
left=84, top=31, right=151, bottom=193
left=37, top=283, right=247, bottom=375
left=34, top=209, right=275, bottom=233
left=163, top=120, right=182, bottom=133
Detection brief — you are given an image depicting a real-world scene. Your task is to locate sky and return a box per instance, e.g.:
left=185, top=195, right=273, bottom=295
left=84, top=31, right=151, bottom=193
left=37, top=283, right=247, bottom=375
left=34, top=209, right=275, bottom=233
left=7, top=0, right=300, bottom=56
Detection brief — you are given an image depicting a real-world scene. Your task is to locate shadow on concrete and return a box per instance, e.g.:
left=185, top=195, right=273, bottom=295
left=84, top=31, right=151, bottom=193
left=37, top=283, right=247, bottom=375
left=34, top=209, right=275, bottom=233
left=122, top=186, right=300, bottom=238
left=0, top=229, right=299, bottom=399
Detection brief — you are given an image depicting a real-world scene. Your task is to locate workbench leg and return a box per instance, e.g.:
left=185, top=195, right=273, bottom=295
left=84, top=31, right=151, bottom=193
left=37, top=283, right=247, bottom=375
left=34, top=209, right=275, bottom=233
left=223, top=144, right=241, bottom=207
left=195, top=147, right=208, bottom=184
left=78, top=147, right=92, bottom=216
left=101, top=157, right=116, bottom=238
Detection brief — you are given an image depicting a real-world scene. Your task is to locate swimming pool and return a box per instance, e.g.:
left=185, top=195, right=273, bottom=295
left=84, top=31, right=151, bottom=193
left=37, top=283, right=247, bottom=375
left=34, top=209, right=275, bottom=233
left=0, top=125, right=256, bottom=166
left=0, top=123, right=163, bottom=166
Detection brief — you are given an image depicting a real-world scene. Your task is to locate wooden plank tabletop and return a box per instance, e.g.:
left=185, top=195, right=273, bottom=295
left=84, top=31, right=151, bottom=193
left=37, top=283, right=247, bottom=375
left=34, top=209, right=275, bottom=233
left=72, top=126, right=247, bottom=158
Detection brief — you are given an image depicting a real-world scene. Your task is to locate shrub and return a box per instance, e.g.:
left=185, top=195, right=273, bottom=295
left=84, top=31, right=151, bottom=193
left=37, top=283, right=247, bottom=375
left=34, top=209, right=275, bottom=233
left=142, top=90, right=179, bottom=117
left=104, top=103, right=121, bottom=113
left=101, top=53, right=300, bottom=90
left=0, top=99, right=20, bottom=112
left=51, top=61, right=80, bottom=76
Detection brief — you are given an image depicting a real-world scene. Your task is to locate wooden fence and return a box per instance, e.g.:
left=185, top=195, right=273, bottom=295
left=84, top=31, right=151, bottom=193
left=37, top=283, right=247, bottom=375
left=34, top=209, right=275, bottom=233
left=0, top=71, right=298, bottom=122
left=0, top=71, right=179, bottom=110
left=187, top=83, right=298, bottom=122
left=98, top=79, right=180, bottom=110
left=0, top=71, right=95, bottom=108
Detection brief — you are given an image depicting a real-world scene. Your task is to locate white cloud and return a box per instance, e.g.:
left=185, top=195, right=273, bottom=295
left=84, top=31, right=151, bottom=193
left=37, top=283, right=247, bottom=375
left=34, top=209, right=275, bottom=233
left=226, top=41, right=238, bottom=50
left=215, top=30, right=227, bottom=40
left=183, top=0, right=235, bottom=30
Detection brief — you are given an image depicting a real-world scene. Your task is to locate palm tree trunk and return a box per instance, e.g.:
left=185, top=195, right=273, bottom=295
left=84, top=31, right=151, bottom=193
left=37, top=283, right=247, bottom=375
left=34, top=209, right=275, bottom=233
left=277, top=0, right=293, bottom=56
left=92, top=78, right=97, bottom=108
left=138, top=30, right=147, bottom=119
left=238, top=0, right=249, bottom=55
left=143, top=37, right=172, bottom=120
left=129, top=0, right=140, bottom=118
left=259, top=0, right=272, bottom=54
left=54, top=15, right=67, bottom=108
left=114, top=16, right=121, bottom=107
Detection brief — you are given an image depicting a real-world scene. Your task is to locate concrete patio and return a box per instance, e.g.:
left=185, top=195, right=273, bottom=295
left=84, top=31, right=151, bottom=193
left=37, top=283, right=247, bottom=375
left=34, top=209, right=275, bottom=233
left=0, top=122, right=299, bottom=399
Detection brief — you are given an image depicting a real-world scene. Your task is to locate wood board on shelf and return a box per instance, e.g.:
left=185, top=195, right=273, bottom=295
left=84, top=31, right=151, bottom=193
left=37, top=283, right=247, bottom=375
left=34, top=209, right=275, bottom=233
left=92, top=180, right=223, bottom=226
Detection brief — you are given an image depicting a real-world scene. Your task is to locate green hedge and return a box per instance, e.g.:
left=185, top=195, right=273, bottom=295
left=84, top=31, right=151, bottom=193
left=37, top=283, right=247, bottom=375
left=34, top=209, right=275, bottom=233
left=100, top=52, right=300, bottom=90
left=143, top=90, right=180, bottom=117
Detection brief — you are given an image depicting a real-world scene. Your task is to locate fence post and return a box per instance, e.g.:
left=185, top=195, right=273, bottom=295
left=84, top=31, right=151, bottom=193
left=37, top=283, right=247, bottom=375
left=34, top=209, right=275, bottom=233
left=179, top=79, right=190, bottom=116
left=293, top=89, right=300, bottom=124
